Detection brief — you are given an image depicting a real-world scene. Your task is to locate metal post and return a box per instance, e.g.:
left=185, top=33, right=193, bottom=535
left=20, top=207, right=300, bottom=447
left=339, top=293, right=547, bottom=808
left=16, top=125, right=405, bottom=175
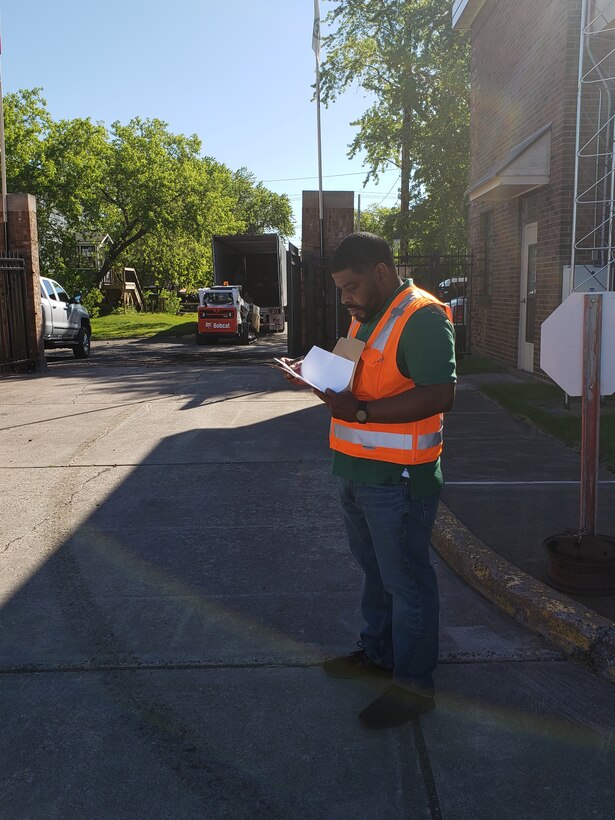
left=315, top=57, right=325, bottom=267
left=0, top=37, right=8, bottom=254
left=571, top=0, right=589, bottom=279
left=580, top=293, right=602, bottom=535
left=312, top=0, right=327, bottom=343
left=315, top=54, right=327, bottom=345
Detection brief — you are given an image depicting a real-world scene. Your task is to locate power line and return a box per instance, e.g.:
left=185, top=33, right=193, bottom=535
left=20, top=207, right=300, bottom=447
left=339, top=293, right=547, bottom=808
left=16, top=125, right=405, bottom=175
left=286, top=191, right=397, bottom=198
left=261, top=170, right=396, bottom=183
left=374, top=175, right=401, bottom=207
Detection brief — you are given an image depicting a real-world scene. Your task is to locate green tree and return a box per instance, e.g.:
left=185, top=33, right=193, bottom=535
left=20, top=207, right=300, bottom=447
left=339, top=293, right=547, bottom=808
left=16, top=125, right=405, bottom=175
left=4, top=91, right=294, bottom=294
left=356, top=204, right=399, bottom=245
left=231, top=168, right=295, bottom=238
left=320, top=0, right=470, bottom=254
left=2, top=88, right=53, bottom=194
left=3, top=89, right=108, bottom=282
left=93, top=119, right=220, bottom=282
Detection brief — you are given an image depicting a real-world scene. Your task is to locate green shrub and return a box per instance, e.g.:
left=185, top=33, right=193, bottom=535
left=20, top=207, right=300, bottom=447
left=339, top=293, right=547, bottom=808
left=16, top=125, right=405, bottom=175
left=159, top=288, right=182, bottom=315
left=45, top=270, right=104, bottom=318
left=111, top=304, right=139, bottom=315
left=82, top=288, right=104, bottom=318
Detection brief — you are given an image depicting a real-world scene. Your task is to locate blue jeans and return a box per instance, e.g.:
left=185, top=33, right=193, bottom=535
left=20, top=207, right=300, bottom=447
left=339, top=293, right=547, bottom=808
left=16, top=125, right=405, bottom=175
left=337, top=477, right=440, bottom=695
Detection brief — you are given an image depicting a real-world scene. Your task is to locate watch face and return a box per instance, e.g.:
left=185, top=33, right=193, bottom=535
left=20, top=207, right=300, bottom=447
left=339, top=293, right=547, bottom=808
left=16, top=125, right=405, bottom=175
left=356, top=408, right=368, bottom=423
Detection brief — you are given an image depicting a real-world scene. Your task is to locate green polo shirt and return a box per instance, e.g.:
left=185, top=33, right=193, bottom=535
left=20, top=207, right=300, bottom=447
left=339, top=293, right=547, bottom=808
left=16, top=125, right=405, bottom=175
left=332, top=279, right=457, bottom=499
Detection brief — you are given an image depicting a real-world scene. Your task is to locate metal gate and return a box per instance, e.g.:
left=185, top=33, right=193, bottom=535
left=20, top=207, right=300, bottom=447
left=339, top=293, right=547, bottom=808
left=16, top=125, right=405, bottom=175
left=286, top=241, right=303, bottom=357
left=396, top=252, right=473, bottom=355
left=289, top=250, right=473, bottom=356
left=0, top=256, right=34, bottom=373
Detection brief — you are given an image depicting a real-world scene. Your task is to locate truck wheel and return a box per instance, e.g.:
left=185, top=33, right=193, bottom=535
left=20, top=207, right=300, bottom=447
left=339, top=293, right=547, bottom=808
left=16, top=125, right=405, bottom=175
left=196, top=331, right=207, bottom=345
left=240, top=322, right=250, bottom=344
left=73, top=327, right=91, bottom=359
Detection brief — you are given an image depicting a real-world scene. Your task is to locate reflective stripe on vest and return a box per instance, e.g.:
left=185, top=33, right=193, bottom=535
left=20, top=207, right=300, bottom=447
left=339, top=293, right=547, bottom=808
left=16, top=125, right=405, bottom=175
left=332, top=422, right=443, bottom=452
left=369, top=291, right=422, bottom=352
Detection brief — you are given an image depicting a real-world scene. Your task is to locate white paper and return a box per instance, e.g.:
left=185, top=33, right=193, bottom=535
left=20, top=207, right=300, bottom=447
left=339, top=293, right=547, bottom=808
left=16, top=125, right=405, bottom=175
left=272, top=358, right=321, bottom=390
left=300, top=346, right=355, bottom=393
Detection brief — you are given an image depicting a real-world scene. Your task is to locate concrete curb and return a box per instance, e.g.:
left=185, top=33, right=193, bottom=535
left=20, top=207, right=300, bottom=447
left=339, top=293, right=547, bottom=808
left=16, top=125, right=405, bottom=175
left=433, top=502, right=615, bottom=685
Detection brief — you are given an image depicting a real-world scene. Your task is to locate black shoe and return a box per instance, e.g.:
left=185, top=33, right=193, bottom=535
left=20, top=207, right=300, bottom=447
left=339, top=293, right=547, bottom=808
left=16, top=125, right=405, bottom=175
left=359, top=684, right=435, bottom=728
left=322, top=643, right=392, bottom=680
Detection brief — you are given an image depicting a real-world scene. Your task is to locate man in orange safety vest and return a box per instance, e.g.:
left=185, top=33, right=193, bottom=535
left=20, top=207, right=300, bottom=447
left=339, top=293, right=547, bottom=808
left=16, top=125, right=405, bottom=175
left=282, top=232, right=456, bottom=728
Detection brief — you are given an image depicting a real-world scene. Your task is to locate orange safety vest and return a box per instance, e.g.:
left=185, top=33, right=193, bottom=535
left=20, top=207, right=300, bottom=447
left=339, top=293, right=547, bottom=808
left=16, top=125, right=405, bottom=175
left=329, top=285, right=453, bottom=466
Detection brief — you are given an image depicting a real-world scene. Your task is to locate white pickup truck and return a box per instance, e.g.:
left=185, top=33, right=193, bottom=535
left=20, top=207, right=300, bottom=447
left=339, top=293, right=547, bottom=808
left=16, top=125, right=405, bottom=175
left=40, top=276, right=92, bottom=358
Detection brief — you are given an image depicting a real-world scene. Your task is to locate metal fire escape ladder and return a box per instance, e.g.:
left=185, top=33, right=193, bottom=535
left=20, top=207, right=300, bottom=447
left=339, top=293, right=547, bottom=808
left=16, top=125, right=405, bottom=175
left=571, top=0, right=615, bottom=295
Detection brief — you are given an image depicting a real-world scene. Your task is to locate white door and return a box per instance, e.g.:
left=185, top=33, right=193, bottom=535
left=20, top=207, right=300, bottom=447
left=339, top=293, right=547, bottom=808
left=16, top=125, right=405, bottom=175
left=48, top=280, right=73, bottom=338
left=518, top=223, right=538, bottom=372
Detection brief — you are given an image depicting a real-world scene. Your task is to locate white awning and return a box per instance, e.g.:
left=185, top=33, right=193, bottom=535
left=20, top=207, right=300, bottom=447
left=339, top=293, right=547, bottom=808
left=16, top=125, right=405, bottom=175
left=452, top=0, right=488, bottom=31
left=468, top=125, right=552, bottom=203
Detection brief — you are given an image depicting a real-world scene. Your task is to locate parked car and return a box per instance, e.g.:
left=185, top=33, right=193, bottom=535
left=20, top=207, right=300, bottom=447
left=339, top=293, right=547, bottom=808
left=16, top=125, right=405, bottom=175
left=40, top=276, right=92, bottom=358
left=437, top=277, right=467, bottom=302
left=448, top=295, right=465, bottom=325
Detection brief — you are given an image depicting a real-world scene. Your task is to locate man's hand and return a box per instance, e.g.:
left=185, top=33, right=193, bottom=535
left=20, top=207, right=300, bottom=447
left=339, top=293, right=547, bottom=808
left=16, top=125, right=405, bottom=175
left=314, top=382, right=456, bottom=423
left=277, top=357, right=308, bottom=388
left=313, top=388, right=359, bottom=421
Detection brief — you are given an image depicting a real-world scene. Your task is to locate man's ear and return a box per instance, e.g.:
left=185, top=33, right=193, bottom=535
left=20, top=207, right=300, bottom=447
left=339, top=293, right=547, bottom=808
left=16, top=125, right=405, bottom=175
left=375, top=261, right=388, bottom=281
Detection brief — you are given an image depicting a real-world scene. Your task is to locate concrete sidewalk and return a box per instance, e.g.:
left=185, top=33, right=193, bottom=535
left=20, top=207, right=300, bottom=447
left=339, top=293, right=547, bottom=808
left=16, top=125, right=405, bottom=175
left=0, top=362, right=614, bottom=818
left=437, top=372, right=615, bottom=684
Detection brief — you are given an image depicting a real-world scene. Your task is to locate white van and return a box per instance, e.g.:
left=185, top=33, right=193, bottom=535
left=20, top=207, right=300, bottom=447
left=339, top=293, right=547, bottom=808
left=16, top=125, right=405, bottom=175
left=40, top=276, right=92, bottom=358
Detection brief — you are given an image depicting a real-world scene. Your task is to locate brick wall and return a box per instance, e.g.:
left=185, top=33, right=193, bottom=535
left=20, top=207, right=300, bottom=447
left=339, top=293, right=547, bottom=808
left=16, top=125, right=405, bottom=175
left=1, top=193, right=46, bottom=371
left=301, top=191, right=355, bottom=258
left=467, top=0, right=582, bottom=369
left=301, top=191, right=354, bottom=349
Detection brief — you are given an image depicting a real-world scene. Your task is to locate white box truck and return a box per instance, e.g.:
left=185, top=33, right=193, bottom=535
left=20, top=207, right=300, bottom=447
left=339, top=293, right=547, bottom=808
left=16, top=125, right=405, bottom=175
left=212, top=234, right=287, bottom=333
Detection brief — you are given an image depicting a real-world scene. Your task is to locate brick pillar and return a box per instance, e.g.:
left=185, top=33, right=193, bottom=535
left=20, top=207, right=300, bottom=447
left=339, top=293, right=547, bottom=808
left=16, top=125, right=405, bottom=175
left=4, top=193, right=46, bottom=371
left=301, top=190, right=355, bottom=258
left=301, top=191, right=355, bottom=350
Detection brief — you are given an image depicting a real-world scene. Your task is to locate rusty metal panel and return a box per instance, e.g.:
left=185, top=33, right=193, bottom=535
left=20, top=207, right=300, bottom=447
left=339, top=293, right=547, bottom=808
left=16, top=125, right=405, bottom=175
left=0, top=257, right=34, bottom=373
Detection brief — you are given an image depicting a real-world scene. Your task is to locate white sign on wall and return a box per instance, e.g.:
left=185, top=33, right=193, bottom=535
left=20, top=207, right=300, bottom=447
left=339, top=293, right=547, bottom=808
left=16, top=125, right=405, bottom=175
left=540, top=292, right=615, bottom=396
left=562, top=265, right=608, bottom=298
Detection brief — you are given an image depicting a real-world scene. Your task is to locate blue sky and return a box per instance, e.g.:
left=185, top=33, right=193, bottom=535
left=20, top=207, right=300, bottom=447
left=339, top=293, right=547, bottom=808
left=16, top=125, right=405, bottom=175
left=1, top=0, right=401, bottom=246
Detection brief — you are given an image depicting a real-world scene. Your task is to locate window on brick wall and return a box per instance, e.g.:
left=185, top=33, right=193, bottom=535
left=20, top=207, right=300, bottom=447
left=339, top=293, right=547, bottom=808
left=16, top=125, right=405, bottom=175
left=480, top=211, right=493, bottom=297
left=521, top=194, right=538, bottom=225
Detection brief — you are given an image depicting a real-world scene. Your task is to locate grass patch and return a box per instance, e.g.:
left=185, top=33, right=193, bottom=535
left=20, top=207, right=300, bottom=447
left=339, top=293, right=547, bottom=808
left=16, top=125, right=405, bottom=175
left=480, top=382, right=615, bottom=470
left=457, top=354, right=508, bottom=375
left=91, top=312, right=197, bottom=340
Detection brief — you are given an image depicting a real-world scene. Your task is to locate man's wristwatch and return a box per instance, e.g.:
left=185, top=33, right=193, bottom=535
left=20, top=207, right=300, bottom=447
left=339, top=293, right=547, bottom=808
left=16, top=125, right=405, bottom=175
left=355, top=401, right=369, bottom=424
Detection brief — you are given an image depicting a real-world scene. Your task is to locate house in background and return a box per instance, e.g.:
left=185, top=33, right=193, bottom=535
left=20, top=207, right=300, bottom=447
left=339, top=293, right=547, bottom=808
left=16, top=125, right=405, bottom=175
left=76, top=234, right=146, bottom=310
left=453, top=0, right=615, bottom=372
left=76, top=234, right=113, bottom=271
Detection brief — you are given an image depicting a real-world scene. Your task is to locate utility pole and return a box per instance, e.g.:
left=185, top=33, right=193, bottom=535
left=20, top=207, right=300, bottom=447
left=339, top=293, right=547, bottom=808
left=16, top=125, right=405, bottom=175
left=0, top=28, right=8, bottom=253
left=399, top=105, right=411, bottom=262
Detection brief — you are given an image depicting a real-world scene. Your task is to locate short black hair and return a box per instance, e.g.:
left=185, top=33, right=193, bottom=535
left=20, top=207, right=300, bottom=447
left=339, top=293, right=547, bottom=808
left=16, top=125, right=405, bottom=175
left=331, top=232, right=395, bottom=274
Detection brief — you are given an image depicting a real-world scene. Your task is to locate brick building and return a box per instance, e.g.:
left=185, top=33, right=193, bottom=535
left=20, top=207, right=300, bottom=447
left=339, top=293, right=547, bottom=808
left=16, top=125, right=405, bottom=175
left=454, top=0, right=615, bottom=371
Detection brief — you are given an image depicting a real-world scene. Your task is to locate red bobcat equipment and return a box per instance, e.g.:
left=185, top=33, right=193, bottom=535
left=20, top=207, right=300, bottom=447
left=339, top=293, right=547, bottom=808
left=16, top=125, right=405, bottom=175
left=195, top=285, right=259, bottom=345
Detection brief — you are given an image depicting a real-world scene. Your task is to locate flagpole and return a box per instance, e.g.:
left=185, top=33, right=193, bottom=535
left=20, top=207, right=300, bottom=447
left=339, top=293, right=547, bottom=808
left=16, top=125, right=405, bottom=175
left=312, top=1, right=324, bottom=257
left=0, top=26, right=8, bottom=253
left=315, top=55, right=325, bottom=284
left=313, top=0, right=329, bottom=340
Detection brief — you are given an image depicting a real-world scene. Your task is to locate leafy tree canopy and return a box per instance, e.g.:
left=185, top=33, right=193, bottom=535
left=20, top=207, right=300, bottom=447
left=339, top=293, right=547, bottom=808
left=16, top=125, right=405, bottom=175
left=232, top=168, right=294, bottom=238
left=320, top=0, right=470, bottom=253
left=3, top=89, right=295, bottom=293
